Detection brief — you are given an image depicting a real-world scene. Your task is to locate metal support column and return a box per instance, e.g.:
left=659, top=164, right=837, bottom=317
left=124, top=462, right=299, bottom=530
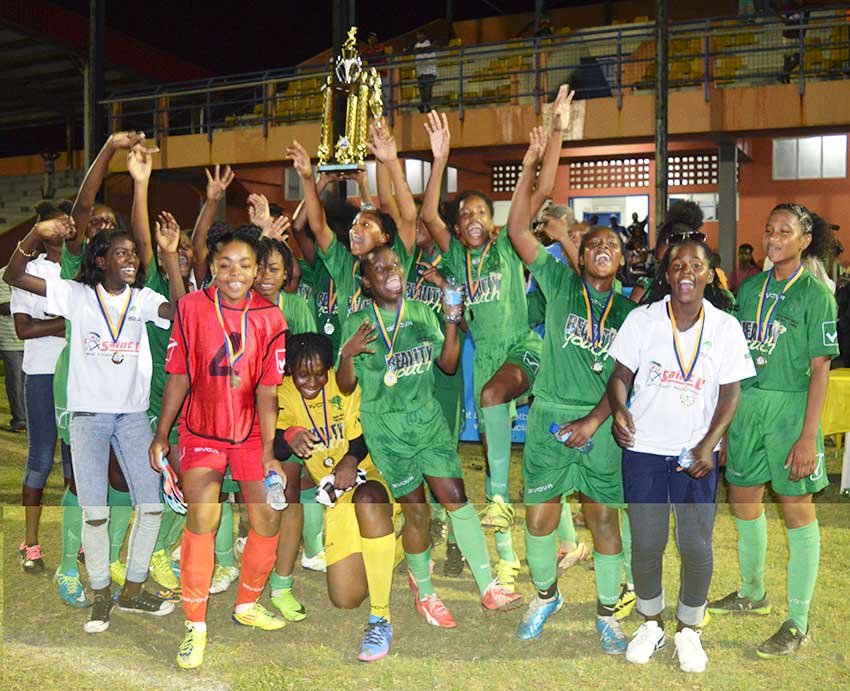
left=85, top=0, right=105, bottom=166
left=654, top=0, right=669, bottom=231
left=718, top=142, right=738, bottom=272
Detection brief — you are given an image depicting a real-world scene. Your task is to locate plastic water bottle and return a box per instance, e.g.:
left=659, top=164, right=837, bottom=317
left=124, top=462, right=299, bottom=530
left=549, top=423, right=594, bottom=453
left=678, top=448, right=695, bottom=469
left=264, top=471, right=287, bottom=510
left=443, top=276, right=464, bottom=323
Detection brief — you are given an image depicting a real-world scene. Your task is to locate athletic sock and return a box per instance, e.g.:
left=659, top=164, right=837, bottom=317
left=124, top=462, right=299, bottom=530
left=269, top=571, right=294, bottom=598
left=215, top=502, right=236, bottom=568
left=107, top=486, right=132, bottom=563
left=786, top=521, right=820, bottom=632
left=495, top=528, right=517, bottom=563
left=300, top=488, right=324, bottom=559
left=59, top=488, right=82, bottom=574
left=449, top=502, right=493, bottom=595
left=234, top=530, right=278, bottom=609
left=154, top=505, right=178, bottom=554
left=593, top=550, right=624, bottom=608
left=524, top=526, right=558, bottom=595
left=620, top=510, right=634, bottom=587
left=180, top=528, right=215, bottom=623
left=165, top=512, right=187, bottom=554
left=557, top=496, right=577, bottom=546
left=736, top=512, right=767, bottom=601
left=362, top=533, right=395, bottom=622
left=480, top=403, right=512, bottom=499
left=404, top=548, right=436, bottom=599
left=446, top=514, right=457, bottom=545
left=427, top=486, right=447, bottom=523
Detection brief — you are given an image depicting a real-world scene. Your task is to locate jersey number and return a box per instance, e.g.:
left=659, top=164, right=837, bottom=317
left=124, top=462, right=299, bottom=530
left=209, top=332, right=242, bottom=377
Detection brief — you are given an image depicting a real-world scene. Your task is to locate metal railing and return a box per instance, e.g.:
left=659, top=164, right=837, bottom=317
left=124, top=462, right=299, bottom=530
left=102, top=8, right=850, bottom=142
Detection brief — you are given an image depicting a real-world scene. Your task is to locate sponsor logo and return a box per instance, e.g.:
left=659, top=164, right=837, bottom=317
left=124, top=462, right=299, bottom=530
left=81, top=331, right=140, bottom=357
left=391, top=475, right=416, bottom=490
left=275, top=348, right=286, bottom=374
left=468, top=272, right=503, bottom=305
left=330, top=395, right=343, bottom=411
left=822, top=321, right=837, bottom=347
left=809, top=452, right=825, bottom=481
left=386, top=342, right=435, bottom=380
left=527, top=483, right=555, bottom=495
left=191, top=446, right=220, bottom=454
left=741, top=319, right=785, bottom=356
left=166, top=338, right=178, bottom=363
left=562, top=313, right=618, bottom=359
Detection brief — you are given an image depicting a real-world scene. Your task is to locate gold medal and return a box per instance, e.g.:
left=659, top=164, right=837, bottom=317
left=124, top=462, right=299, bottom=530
left=214, top=288, right=252, bottom=391
left=755, top=354, right=767, bottom=369
left=323, top=457, right=334, bottom=468
left=373, top=299, right=406, bottom=390
left=591, top=360, right=604, bottom=374
left=111, top=352, right=124, bottom=365
left=323, top=321, right=335, bottom=335
left=383, top=370, right=398, bottom=387
left=230, top=373, right=242, bottom=389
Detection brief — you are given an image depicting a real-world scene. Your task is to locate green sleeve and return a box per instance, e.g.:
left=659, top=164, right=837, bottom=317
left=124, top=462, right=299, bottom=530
left=60, top=242, right=85, bottom=280
left=317, top=234, right=354, bottom=287
left=440, top=236, right=465, bottom=282
left=286, top=294, right=318, bottom=334
left=526, top=288, right=546, bottom=327
left=807, top=283, right=839, bottom=359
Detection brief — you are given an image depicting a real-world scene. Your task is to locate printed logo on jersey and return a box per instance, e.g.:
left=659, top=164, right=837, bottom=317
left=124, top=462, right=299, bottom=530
left=330, top=395, right=343, bottom=411
left=386, top=342, right=435, bottom=380
left=822, top=321, right=837, bottom=348
left=275, top=348, right=286, bottom=375
left=468, top=272, right=503, bottom=305
left=406, top=281, right=442, bottom=311
left=741, top=319, right=786, bottom=356
left=316, top=290, right=339, bottom=317
left=645, top=356, right=706, bottom=406
left=809, top=452, right=825, bottom=481
left=81, top=331, right=140, bottom=358
left=166, top=337, right=178, bottom=363
left=562, top=313, right=619, bottom=360
left=297, top=283, right=312, bottom=303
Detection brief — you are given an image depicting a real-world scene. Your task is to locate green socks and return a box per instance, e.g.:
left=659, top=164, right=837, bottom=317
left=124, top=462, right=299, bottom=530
left=107, top=486, right=132, bottom=563
left=593, top=551, right=624, bottom=607
left=495, top=529, right=517, bottom=563
left=787, top=521, right=820, bottom=633
left=557, top=497, right=577, bottom=546
left=270, top=570, right=294, bottom=597
left=448, top=502, right=493, bottom=595
left=154, top=506, right=179, bottom=554
left=404, top=548, right=436, bottom=599
left=524, top=527, right=558, bottom=594
left=215, top=502, right=236, bottom=568
left=59, top=488, right=82, bottom=574
left=736, top=512, right=768, bottom=601
left=446, top=514, right=456, bottom=545
left=620, top=510, right=633, bottom=586
left=428, top=485, right=447, bottom=523
left=480, top=403, right=512, bottom=499
left=300, top=488, right=324, bottom=559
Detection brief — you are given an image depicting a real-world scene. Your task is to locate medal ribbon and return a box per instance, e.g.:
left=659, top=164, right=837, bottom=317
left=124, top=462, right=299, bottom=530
left=580, top=280, right=614, bottom=348
left=755, top=265, right=804, bottom=343
left=464, top=240, right=494, bottom=302
left=326, top=277, right=338, bottom=317
left=277, top=291, right=285, bottom=312
left=351, top=260, right=362, bottom=312
left=372, top=298, right=406, bottom=371
left=413, top=250, right=442, bottom=299
left=214, top=288, right=251, bottom=374
left=300, top=387, right=331, bottom=448
left=666, top=302, right=705, bottom=382
left=95, top=284, right=133, bottom=343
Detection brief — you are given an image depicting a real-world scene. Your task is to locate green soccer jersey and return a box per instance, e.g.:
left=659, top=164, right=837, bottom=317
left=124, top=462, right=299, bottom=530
left=144, top=269, right=174, bottom=411
left=341, top=298, right=444, bottom=414
left=405, top=247, right=444, bottom=316
left=298, top=258, right=341, bottom=352
left=737, top=269, right=838, bottom=392
left=528, top=247, right=635, bottom=406
left=276, top=290, right=317, bottom=334
left=53, top=242, right=85, bottom=442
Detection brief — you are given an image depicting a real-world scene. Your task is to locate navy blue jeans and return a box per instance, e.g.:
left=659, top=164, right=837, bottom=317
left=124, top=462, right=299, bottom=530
left=23, top=373, right=71, bottom=490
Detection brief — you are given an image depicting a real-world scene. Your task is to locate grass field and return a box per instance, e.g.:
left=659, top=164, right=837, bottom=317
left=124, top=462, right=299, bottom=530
left=2, top=402, right=849, bottom=690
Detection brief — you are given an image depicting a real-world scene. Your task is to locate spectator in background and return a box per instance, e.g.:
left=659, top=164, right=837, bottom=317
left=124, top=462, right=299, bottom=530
left=729, top=243, right=761, bottom=294
left=627, top=212, right=648, bottom=245
left=590, top=214, right=599, bottom=226
left=413, top=32, right=438, bottom=113
left=0, top=266, right=26, bottom=432
left=41, top=151, right=60, bottom=200
left=609, top=215, right=628, bottom=244
left=363, top=32, right=390, bottom=111
left=712, top=251, right=730, bottom=292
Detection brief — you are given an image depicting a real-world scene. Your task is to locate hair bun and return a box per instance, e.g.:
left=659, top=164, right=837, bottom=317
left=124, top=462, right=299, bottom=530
left=666, top=200, right=703, bottom=231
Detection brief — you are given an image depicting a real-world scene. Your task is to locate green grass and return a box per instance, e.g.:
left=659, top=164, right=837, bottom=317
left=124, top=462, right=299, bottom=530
left=1, top=401, right=849, bottom=689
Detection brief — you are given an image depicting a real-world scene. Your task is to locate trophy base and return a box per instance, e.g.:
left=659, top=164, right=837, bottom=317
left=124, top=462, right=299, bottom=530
left=317, top=163, right=364, bottom=173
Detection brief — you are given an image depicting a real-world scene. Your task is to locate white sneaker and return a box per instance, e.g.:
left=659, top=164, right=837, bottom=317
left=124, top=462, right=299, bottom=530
left=674, top=627, right=707, bottom=673
left=209, top=565, right=240, bottom=595
left=301, top=550, right=327, bottom=573
left=626, top=620, right=666, bottom=664
left=234, top=536, right=247, bottom=560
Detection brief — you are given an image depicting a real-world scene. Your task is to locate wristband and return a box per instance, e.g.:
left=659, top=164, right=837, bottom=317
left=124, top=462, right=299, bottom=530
left=283, top=426, right=307, bottom=446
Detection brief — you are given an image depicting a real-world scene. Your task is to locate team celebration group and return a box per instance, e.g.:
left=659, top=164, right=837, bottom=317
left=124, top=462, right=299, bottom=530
left=5, top=86, right=838, bottom=672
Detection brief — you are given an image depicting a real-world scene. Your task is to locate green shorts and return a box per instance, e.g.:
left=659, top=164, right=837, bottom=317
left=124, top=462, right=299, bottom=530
left=361, top=399, right=463, bottom=499
left=726, top=387, right=829, bottom=496
left=434, top=364, right=464, bottom=441
left=221, top=468, right=240, bottom=495
left=148, top=412, right=180, bottom=446
left=523, top=400, right=624, bottom=507
left=472, top=330, right=542, bottom=416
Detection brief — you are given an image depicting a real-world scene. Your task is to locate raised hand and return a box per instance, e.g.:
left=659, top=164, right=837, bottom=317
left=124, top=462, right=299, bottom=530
left=109, top=130, right=146, bottom=150
left=205, top=164, right=235, bottom=201
left=34, top=215, right=75, bottom=241
left=127, top=144, right=159, bottom=183
left=522, top=126, right=547, bottom=168
left=262, top=214, right=291, bottom=243
left=340, top=321, right=377, bottom=358
left=366, top=121, right=398, bottom=163
left=247, top=193, right=271, bottom=228
left=424, top=110, right=451, bottom=160
left=155, top=211, right=181, bottom=255
left=286, top=140, right=314, bottom=180
left=552, top=84, right=576, bottom=132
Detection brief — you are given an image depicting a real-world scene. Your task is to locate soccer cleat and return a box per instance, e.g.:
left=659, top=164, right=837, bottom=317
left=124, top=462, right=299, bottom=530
left=429, top=517, right=447, bottom=546
left=149, top=549, right=180, bottom=591
left=415, top=593, right=457, bottom=628
left=270, top=588, right=307, bottom=622
left=478, top=495, right=515, bottom=531
left=516, top=593, right=563, bottom=640
left=209, top=565, right=240, bottom=595
left=756, top=620, right=811, bottom=659
left=54, top=570, right=90, bottom=608
left=176, top=621, right=207, bottom=669
left=358, top=616, right=392, bottom=662
left=495, top=558, right=521, bottom=592
left=707, top=590, right=771, bottom=616
left=116, top=589, right=175, bottom=616
left=406, top=560, right=435, bottom=599
left=301, top=550, right=327, bottom=573
left=481, top=579, right=524, bottom=612
left=153, top=587, right=182, bottom=603
left=674, top=627, right=708, bottom=672
left=596, top=615, right=628, bottom=654
left=614, top=584, right=637, bottom=621
left=232, top=602, right=286, bottom=630
left=626, top=620, right=666, bottom=664
left=557, top=541, right=590, bottom=571
left=109, top=560, right=126, bottom=587
left=84, top=592, right=114, bottom=633
left=19, top=542, right=45, bottom=574
left=443, top=543, right=465, bottom=577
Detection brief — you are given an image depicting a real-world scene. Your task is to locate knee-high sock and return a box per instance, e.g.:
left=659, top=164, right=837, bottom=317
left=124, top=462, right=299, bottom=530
left=215, top=502, right=236, bottom=568
left=594, top=551, right=624, bottom=608
left=181, top=529, right=215, bottom=623
left=165, top=512, right=187, bottom=554
left=154, top=505, right=179, bottom=553
left=480, top=403, right=512, bottom=500
left=495, top=528, right=517, bottom=562
left=787, top=521, right=820, bottom=632
left=234, top=530, right=278, bottom=609
left=300, top=488, right=324, bottom=559
left=446, top=513, right=456, bottom=545
left=525, top=527, right=558, bottom=594
left=448, top=503, right=492, bottom=595
left=620, top=510, right=633, bottom=587
left=404, top=547, right=435, bottom=599
left=107, top=486, right=132, bottom=563
left=736, top=512, right=767, bottom=601
left=59, top=488, right=83, bottom=575
left=362, top=533, right=395, bottom=621
left=557, top=497, right=577, bottom=546
left=428, top=485, right=447, bottom=523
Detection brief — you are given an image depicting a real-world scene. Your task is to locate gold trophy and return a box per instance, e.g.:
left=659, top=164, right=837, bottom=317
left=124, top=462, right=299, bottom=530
left=317, top=26, right=384, bottom=173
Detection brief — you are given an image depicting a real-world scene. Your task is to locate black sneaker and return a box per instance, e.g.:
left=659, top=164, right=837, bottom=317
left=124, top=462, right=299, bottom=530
left=430, top=518, right=447, bottom=546
left=757, top=619, right=810, bottom=658
left=443, top=542, right=465, bottom=577
left=19, top=542, right=45, bottom=574
left=116, top=589, right=176, bottom=617
left=707, top=590, right=771, bottom=615
left=84, top=593, right=114, bottom=633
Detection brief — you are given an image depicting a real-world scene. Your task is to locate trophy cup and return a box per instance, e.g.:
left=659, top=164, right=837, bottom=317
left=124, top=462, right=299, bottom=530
left=317, top=26, right=384, bottom=173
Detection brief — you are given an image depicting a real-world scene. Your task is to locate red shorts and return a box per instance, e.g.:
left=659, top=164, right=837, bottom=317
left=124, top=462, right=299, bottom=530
left=178, top=427, right=264, bottom=482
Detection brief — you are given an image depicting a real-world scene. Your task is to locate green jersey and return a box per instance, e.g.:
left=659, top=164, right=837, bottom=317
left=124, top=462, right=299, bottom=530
left=341, top=298, right=444, bottom=414
left=144, top=269, right=174, bottom=411
left=53, top=242, right=85, bottom=442
left=276, top=290, right=317, bottom=334
left=737, top=269, right=838, bottom=392
left=528, top=247, right=635, bottom=406
left=298, top=258, right=341, bottom=352
left=405, top=247, right=444, bottom=316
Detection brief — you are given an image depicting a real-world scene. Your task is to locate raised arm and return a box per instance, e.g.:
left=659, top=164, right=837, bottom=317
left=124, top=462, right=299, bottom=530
left=127, top=144, right=158, bottom=271
left=290, top=173, right=334, bottom=265
left=421, top=111, right=452, bottom=253
left=192, top=164, right=235, bottom=284
left=530, top=85, right=573, bottom=218
left=4, top=218, right=76, bottom=296
left=507, top=127, right=547, bottom=266
left=336, top=321, right=376, bottom=394
left=375, top=159, right=400, bottom=225
left=355, top=168, right=375, bottom=210
left=286, top=140, right=335, bottom=253
left=367, top=122, right=416, bottom=254
left=154, top=211, right=187, bottom=320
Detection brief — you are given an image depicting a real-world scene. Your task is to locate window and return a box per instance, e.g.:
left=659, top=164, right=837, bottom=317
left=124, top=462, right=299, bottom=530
left=772, top=135, right=847, bottom=180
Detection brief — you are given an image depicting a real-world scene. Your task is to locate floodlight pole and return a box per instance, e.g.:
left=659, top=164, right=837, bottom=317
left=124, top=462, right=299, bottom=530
left=654, top=0, right=669, bottom=236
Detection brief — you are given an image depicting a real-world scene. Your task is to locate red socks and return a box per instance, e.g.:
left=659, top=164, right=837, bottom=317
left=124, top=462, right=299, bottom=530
left=234, top=530, right=278, bottom=608
left=180, top=528, right=215, bottom=622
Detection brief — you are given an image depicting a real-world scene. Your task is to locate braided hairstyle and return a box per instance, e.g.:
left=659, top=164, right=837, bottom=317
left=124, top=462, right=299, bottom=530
left=75, top=229, right=145, bottom=289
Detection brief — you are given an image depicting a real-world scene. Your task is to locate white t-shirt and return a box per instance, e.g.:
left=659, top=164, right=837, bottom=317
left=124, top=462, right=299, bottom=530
left=10, top=255, right=66, bottom=375
left=608, top=296, right=755, bottom=455
left=45, top=277, right=169, bottom=413
left=414, top=40, right=437, bottom=76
